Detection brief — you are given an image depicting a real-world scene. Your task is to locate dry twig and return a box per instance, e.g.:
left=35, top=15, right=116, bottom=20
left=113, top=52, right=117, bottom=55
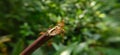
left=20, top=20, right=64, bottom=55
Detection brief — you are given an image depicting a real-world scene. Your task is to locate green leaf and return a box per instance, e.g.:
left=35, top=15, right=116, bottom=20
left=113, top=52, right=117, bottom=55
left=12, top=39, right=24, bottom=55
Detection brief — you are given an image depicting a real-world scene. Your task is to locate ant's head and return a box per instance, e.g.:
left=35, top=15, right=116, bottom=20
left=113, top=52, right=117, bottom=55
left=57, top=20, right=64, bottom=27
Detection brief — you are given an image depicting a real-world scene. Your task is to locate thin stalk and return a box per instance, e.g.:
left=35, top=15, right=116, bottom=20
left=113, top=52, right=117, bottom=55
left=20, top=33, right=53, bottom=55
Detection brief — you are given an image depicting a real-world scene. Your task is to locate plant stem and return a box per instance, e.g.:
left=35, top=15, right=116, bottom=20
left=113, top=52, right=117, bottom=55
left=20, top=33, right=53, bottom=55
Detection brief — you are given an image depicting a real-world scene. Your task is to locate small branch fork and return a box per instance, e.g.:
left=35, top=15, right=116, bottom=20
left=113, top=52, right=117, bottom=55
left=20, top=20, right=64, bottom=55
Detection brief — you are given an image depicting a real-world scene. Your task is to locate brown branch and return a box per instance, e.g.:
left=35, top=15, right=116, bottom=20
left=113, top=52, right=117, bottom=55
left=20, top=20, right=64, bottom=55
left=20, top=33, right=53, bottom=55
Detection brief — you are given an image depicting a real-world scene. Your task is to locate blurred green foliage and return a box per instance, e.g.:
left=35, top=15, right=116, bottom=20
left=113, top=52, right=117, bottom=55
left=0, top=0, right=120, bottom=55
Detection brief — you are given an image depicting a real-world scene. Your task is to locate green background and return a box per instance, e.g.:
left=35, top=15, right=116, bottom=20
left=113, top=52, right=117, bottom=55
left=0, top=0, right=120, bottom=55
